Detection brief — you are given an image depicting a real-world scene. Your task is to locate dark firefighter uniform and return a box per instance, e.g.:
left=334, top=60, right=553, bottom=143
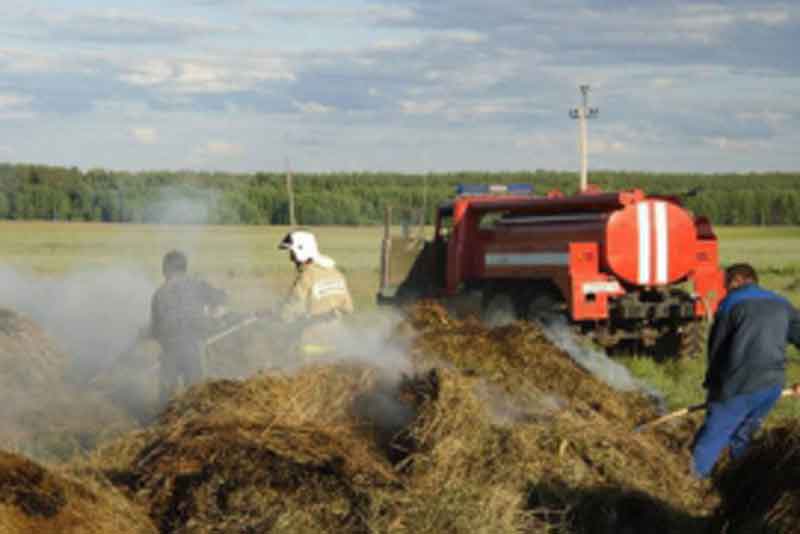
left=150, top=274, right=226, bottom=404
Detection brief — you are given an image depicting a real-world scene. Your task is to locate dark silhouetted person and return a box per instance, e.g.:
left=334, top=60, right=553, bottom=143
left=692, top=263, right=800, bottom=477
left=150, top=250, right=226, bottom=405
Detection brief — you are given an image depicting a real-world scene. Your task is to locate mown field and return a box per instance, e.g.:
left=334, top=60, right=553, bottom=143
left=2, top=221, right=800, bottom=421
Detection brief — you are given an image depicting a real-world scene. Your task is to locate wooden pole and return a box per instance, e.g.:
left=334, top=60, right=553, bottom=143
left=285, top=157, right=296, bottom=226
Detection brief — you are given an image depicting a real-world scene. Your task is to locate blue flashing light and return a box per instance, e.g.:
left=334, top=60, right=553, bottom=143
left=456, top=183, right=533, bottom=196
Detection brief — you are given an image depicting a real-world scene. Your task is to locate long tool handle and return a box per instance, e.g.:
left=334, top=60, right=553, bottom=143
left=635, top=388, right=796, bottom=432
left=206, top=315, right=261, bottom=346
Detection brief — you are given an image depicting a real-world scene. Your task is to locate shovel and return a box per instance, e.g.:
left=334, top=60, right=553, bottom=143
left=635, top=387, right=798, bottom=433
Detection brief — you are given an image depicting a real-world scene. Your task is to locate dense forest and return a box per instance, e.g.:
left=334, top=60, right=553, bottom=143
left=0, top=163, right=798, bottom=225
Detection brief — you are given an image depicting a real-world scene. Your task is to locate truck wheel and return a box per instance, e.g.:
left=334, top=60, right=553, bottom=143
left=525, top=293, right=563, bottom=327
left=677, top=321, right=706, bottom=360
left=653, top=321, right=706, bottom=360
left=482, top=293, right=517, bottom=327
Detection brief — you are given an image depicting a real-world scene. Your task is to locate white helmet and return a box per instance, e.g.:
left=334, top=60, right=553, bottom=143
left=279, top=230, right=319, bottom=264
left=279, top=230, right=336, bottom=268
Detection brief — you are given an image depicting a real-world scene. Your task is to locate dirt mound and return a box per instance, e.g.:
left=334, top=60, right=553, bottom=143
left=0, top=450, right=155, bottom=534
left=712, top=420, right=800, bottom=533
left=0, top=308, right=137, bottom=462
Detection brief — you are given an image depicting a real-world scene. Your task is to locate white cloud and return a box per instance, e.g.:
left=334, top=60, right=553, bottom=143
left=131, top=127, right=158, bottom=145
left=703, top=136, right=764, bottom=152
left=590, top=139, right=627, bottom=154
left=292, top=100, right=334, bottom=114
left=736, top=110, right=790, bottom=126
left=255, top=5, right=415, bottom=25
left=119, top=59, right=173, bottom=86
left=514, top=134, right=560, bottom=148
left=435, top=30, right=487, bottom=44
left=0, top=93, right=32, bottom=109
left=400, top=99, right=446, bottom=115
left=651, top=78, right=675, bottom=89
left=32, top=8, right=240, bottom=43
left=0, top=93, right=35, bottom=119
left=744, top=9, right=790, bottom=26
left=201, top=141, right=244, bottom=157
left=119, top=55, right=295, bottom=93
left=0, top=48, right=57, bottom=73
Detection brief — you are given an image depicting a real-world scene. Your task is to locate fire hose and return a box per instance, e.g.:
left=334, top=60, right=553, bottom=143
left=635, top=387, right=799, bottom=433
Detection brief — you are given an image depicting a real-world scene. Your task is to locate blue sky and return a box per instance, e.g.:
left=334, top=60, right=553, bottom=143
left=0, top=0, right=798, bottom=173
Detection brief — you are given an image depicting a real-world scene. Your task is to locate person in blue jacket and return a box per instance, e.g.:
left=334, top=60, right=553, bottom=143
left=692, top=263, right=800, bottom=478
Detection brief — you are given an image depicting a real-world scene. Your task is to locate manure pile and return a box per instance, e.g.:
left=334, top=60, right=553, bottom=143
left=0, top=308, right=66, bottom=389
left=0, top=308, right=137, bottom=462
left=2, top=303, right=722, bottom=532
left=0, top=450, right=155, bottom=534
left=712, top=420, right=800, bottom=534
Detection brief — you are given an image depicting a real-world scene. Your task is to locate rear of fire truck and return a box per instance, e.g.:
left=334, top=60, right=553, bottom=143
left=378, top=183, right=725, bottom=358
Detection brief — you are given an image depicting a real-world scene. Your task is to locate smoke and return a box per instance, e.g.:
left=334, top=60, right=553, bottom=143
left=542, top=318, right=667, bottom=413
left=147, top=187, right=218, bottom=225
left=324, top=310, right=415, bottom=378
left=474, top=380, right=567, bottom=426
left=0, top=266, right=155, bottom=378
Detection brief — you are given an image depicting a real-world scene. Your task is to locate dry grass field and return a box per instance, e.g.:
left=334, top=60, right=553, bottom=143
left=0, top=221, right=385, bottom=310
left=3, top=221, right=800, bottom=306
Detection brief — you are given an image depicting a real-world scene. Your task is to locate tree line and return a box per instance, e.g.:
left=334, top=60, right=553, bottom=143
left=0, top=163, right=798, bottom=225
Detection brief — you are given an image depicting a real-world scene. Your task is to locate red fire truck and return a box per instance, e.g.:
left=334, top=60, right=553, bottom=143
left=378, top=184, right=726, bottom=358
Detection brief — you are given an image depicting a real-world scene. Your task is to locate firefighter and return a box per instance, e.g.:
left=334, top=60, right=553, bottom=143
left=278, top=230, right=353, bottom=359
left=150, top=250, right=227, bottom=405
left=691, top=263, right=800, bottom=478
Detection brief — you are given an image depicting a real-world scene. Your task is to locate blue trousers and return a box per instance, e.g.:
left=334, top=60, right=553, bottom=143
left=691, top=385, right=783, bottom=478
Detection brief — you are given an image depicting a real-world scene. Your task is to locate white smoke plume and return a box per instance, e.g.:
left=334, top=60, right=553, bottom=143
left=0, top=266, right=155, bottom=379
left=542, top=318, right=667, bottom=413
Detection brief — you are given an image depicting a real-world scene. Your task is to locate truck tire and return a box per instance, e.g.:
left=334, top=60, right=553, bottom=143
left=677, top=321, right=706, bottom=360
left=482, top=293, right=517, bottom=327
left=652, top=321, right=706, bottom=360
left=525, top=293, right=563, bottom=327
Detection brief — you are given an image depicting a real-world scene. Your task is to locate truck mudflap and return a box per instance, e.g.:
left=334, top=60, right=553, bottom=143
left=569, top=242, right=624, bottom=321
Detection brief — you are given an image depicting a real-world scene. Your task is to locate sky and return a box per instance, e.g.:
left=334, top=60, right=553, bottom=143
left=0, top=0, right=798, bottom=173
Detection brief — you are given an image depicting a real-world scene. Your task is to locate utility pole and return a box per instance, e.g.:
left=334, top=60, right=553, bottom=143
left=284, top=156, right=296, bottom=226
left=569, top=85, right=599, bottom=193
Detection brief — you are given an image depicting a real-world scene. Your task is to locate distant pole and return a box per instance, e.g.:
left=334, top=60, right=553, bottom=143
left=285, top=156, right=296, bottom=226
left=422, top=171, right=428, bottom=230
left=569, top=85, right=599, bottom=193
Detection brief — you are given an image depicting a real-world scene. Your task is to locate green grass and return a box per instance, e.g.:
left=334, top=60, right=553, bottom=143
left=0, top=221, right=385, bottom=310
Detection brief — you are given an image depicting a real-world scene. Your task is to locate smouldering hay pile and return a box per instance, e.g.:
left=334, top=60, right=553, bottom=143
left=61, top=302, right=710, bottom=533
left=0, top=450, right=156, bottom=534
left=400, top=302, right=707, bottom=531
left=87, top=365, right=400, bottom=534
left=406, top=301, right=658, bottom=425
left=0, top=308, right=137, bottom=462
left=0, top=308, right=66, bottom=389
left=712, top=420, right=800, bottom=534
